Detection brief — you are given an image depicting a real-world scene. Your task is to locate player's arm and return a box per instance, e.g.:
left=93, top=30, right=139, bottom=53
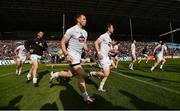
left=83, top=39, right=89, bottom=52
left=24, top=39, right=34, bottom=53
left=60, top=36, right=72, bottom=63
left=14, top=48, right=19, bottom=57
left=153, top=45, right=160, bottom=54
left=60, top=36, right=69, bottom=56
left=94, top=38, right=103, bottom=59
left=43, top=41, right=48, bottom=51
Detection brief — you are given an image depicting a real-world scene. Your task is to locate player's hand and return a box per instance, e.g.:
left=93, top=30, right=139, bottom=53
left=29, top=49, right=34, bottom=53
left=65, top=55, right=73, bottom=64
left=97, top=52, right=103, bottom=60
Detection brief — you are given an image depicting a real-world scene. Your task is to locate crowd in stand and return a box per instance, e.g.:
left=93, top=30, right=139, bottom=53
left=0, top=40, right=180, bottom=62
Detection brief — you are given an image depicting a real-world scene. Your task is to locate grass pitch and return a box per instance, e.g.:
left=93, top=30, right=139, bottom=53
left=0, top=59, right=180, bottom=110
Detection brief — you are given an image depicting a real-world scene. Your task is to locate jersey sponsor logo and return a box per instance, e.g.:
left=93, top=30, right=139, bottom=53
left=78, top=35, right=85, bottom=43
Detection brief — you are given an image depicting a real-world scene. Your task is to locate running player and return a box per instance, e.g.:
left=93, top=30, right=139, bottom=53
left=138, top=45, right=150, bottom=64
left=89, top=24, right=115, bottom=92
left=129, top=40, right=137, bottom=70
left=151, top=41, right=167, bottom=72
left=49, top=14, right=94, bottom=104
left=25, top=31, right=48, bottom=87
left=14, top=44, right=27, bottom=76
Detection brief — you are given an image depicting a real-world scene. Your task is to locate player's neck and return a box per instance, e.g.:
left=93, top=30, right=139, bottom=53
left=106, top=31, right=111, bottom=35
left=77, top=23, right=83, bottom=29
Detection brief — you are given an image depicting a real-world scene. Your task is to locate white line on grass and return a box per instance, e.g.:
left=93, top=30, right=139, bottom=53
left=112, top=71, right=180, bottom=95
left=0, top=72, right=14, bottom=78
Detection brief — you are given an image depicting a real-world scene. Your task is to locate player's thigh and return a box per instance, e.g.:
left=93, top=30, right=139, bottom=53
left=103, top=67, right=110, bottom=77
left=73, top=65, right=86, bottom=77
left=132, top=54, right=136, bottom=61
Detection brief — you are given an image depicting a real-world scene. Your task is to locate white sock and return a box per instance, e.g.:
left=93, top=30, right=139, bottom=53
left=52, top=72, right=60, bottom=78
left=99, top=82, right=105, bottom=90
left=82, top=91, right=89, bottom=101
left=27, top=73, right=31, bottom=80
left=90, top=71, right=97, bottom=76
left=16, top=69, right=18, bottom=74
left=18, top=70, right=21, bottom=75
left=160, top=65, right=163, bottom=69
left=33, top=77, right=38, bottom=84
left=151, top=67, right=155, bottom=71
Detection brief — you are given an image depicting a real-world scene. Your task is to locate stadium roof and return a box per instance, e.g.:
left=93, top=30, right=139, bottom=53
left=0, top=0, right=180, bottom=41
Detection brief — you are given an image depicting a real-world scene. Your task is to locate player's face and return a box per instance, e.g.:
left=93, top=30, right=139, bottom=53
left=37, top=32, right=44, bottom=38
left=108, top=25, right=114, bottom=33
left=78, top=15, right=87, bottom=27
left=134, top=40, right=136, bottom=44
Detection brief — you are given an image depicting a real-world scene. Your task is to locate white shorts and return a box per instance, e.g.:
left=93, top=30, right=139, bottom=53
left=156, top=54, right=163, bottom=62
left=30, top=54, right=41, bottom=61
left=143, top=54, right=148, bottom=57
left=68, top=50, right=81, bottom=65
left=98, top=57, right=111, bottom=71
left=17, top=55, right=26, bottom=62
left=132, top=54, right=136, bottom=60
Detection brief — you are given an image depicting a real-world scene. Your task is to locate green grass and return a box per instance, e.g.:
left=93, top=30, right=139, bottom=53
left=0, top=59, right=180, bottom=110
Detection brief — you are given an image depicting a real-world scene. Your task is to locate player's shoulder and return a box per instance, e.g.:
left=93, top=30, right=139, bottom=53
left=67, top=25, right=76, bottom=32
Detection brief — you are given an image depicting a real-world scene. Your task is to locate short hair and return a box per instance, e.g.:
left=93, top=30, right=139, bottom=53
left=75, top=13, right=85, bottom=22
left=106, top=23, right=113, bottom=31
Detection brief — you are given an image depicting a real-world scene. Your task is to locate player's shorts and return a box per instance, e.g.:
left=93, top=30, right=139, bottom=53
left=30, top=54, right=41, bottom=61
left=132, top=53, right=136, bottom=61
left=17, top=55, right=26, bottom=62
left=143, top=54, right=148, bottom=57
left=68, top=49, right=81, bottom=65
left=156, top=54, right=163, bottom=62
left=98, top=57, right=111, bottom=71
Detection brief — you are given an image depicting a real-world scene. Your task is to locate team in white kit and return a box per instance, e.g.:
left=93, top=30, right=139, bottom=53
left=14, top=13, right=169, bottom=104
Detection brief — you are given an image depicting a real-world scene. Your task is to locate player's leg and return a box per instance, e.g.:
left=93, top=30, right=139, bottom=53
left=74, top=65, right=94, bottom=103
left=151, top=56, right=161, bottom=71
left=18, top=59, right=25, bottom=75
left=110, top=60, right=116, bottom=69
left=129, top=55, right=136, bottom=70
left=16, top=61, right=21, bottom=75
left=145, top=56, right=149, bottom=63
left=27, top=65, right=33, bottom=81
left=32, top=60, right=39, bottom=86
left=115, top=56, right=120, bottom=68
left=160, top=58, right=166, bottom=70
left=138, top=56, right=142, bottom=63
left=50, top=69, right=73, bottom=82
left=98, top=67, right=110, bottom=92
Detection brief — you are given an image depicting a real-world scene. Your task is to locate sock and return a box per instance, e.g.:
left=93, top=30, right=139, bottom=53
left=151, top=67, right=155, bottom=71
left=160, top=65, right=163, bottom=69
left=82, top=91, right=89, bottom=101
left=52, top=72, right=60, bottom=78
left=27, top=73, right=31, bottom=80
left=90, top=71, right=97, bottom=76
left=16, top=69, right=18, bottom=74
left=99, top=82, right=105, bottom=90
left=18, top=70, right=21, bottom=75
left=33, top=77, right=38, bottom=84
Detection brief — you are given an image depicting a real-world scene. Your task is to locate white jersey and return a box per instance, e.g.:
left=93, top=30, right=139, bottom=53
left=157, top=45, right=167, bottom=56
left=131, top=43, right=136, bottom=55
left=16, top=45, right=26, bottom=57
left=98, top=33, right=112, bottom=58
left=64, top=25, right=88, bottom=55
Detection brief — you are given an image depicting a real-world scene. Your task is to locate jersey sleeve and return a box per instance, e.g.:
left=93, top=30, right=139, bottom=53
left=24, top=39, right=33, bottom=51
left=98, top=35, right=104, bottom=42
left=64, top=28, right=73, bottom=40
